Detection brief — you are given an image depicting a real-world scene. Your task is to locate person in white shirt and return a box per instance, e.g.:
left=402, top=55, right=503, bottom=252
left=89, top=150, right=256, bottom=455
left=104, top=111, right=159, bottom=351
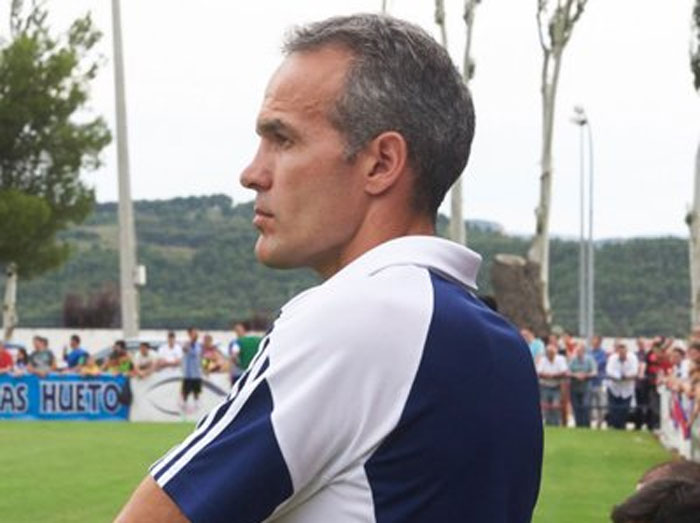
left=537, top=342, right=568, bottom=426
left=606, top=341, right=639, bottom=429
left=133, top=342, right=157, bottom=378
left=156, top=331, right=183, bottom=371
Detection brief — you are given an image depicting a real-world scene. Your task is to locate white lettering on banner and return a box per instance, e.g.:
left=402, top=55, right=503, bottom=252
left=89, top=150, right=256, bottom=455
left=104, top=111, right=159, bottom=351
left=0, top=383, right=29, bottom=413
left=40, top=381, right=122, bottom=415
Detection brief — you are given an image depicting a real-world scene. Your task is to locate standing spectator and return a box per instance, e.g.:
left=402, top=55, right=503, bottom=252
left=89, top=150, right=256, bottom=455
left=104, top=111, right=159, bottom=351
left=62, top=334, right=89, bottom=371
left=201, top=335, right=225, bottom=373
left=640, top=340, right=670, bottom=430
left=633, top=337, right=650, bottom=430
left=28, top=336, right=56, bottom=376
left=156, top=331, right=183, bottom=371
left=181, top=327, right=203, bottom=415
left=521, top=327, right=544, bottom=364
left=0, top=341, right=13, bottom=373
left=80, top=355, right=102, bottom=377
left=537, top=342, right=568, bottom=426
left=133, top=342, right=156, bottom=378
left=229, top=321, right=262, bottom=374
left=568, top=342, right=597, bottom=427
left=562, top=331, right=577, bottom=358
left=102, top=340, right=134, bottom=375
left=669, top=347, right=690, bottom=381
left=606, top=341, right=639, bottom=429
left=687, top=342, right=700, bottom=426
left=13, top=347, right=29, bottom=374
left=589, top=335, right=608, bottom=428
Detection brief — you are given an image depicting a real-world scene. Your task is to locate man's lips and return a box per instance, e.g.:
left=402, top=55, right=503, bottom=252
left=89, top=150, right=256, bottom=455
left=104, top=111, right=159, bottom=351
left=253, top=207, right=274, bottom=227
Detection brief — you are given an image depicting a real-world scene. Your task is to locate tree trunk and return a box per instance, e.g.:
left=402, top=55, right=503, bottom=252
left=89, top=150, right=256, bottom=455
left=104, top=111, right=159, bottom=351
left=689, top=140, right=700, bottom=330
left=3, top=263, right=19, bottom=340
left=448, top=0, right=479, bottom=246
left=528, top=47, right=564, bottom=322
left=491, top=254, right=550, bottom=337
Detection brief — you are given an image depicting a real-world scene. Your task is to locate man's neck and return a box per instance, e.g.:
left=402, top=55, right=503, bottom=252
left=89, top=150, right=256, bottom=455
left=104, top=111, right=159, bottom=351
left=314, top=213, right=436, bottom=280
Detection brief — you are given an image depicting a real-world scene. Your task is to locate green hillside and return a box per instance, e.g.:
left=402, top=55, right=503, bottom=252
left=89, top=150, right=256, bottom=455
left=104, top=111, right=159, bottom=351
left=0, top=194, right=690, bottom=336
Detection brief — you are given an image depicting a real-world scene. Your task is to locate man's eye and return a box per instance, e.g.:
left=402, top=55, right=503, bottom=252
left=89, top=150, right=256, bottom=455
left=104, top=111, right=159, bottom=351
left=274, top=133, right=292, bottom=148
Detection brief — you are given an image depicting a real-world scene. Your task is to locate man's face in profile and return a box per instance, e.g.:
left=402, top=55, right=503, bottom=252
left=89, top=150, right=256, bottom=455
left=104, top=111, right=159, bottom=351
left=240, top=46, right=370, bottom=277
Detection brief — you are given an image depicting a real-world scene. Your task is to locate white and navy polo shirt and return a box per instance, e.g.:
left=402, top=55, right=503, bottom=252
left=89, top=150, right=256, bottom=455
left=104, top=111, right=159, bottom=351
left=150, top=236, right=543, bottom=522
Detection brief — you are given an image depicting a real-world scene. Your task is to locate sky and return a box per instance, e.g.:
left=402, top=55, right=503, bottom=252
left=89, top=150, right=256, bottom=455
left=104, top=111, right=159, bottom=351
left=2, top=0, right=699, bottom=239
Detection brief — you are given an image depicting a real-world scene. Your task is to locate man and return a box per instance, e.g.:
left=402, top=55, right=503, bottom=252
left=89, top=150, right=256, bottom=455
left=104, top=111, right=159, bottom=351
left=589, top=335, right=608, bottom=428
left=27, top=336, right=55, bottom=376
left=537, top=341, right=568, bottom=426
left=102, top=340, right=134, bottom=375
left=632, top=337, right=650, bottom=429
left=639, top=340, right=670, bottom=430
left=0, top=341, right=13, bottom=373
left=156, top=331, right=182, bottom=371
left=133, top=342, right=156, bottom=378
left=62, top=334, right=89, bottom=371
left=118, top=14, right=542, bottom=522
left=521, top=327, right=544, bottom=364
left=568, top=341, right=597, bottom=427
left=606, top=341, right=639, bottom=429
left=180, top=328, right=203, bottom=415
left=228, top=321, right=262, bottom=380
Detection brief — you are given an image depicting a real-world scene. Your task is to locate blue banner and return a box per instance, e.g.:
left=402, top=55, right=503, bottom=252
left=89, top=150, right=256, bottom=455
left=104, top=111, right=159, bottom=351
left=0, top=373, right=130, bottom=420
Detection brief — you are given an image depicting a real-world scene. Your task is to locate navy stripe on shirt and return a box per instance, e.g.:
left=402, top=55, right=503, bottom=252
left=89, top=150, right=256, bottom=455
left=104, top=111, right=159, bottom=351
left=365, top=271, right=542, bottom=523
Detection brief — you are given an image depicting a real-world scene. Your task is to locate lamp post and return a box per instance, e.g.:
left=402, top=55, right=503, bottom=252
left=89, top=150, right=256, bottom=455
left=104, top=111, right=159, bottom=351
left=571, top=106, right=594, bottom=348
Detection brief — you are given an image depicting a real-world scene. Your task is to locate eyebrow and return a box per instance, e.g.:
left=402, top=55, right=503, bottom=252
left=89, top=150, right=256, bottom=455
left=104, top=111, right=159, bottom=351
left=256, top=117, right=298, bottom=139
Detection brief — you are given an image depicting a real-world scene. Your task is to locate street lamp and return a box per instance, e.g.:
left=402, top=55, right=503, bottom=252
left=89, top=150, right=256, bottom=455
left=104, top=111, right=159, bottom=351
left=571, top=106, right=594, bottom=349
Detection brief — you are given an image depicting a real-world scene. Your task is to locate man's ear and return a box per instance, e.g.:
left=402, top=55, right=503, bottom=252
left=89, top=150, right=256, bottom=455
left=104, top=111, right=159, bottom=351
left=362, top=131, right=408, bottom=196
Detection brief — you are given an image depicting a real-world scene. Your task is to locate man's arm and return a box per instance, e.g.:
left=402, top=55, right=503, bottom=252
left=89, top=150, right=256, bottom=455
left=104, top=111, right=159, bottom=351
left=115, top=476, right=187, bottom=523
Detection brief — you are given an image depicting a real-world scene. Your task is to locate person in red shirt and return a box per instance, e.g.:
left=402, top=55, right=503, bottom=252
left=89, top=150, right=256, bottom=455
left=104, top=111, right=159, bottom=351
left=0, top=341, right=14, bottom=373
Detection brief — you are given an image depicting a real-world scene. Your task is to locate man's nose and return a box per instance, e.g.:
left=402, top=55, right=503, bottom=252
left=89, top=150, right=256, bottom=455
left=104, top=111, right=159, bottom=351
left=240, top=146, right=272, bottom=191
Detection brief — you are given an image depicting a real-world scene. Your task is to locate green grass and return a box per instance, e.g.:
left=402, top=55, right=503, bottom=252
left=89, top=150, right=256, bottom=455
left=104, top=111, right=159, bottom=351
left=0, top=422, right=193, bottom=522
left=534, top=428, right=670, bottom=523
left=0, top=423, right=670, bottom=522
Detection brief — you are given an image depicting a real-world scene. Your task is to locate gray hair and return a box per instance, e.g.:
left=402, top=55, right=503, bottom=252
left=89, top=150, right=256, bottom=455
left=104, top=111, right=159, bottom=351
left=283, top=13, right=475, bottom=216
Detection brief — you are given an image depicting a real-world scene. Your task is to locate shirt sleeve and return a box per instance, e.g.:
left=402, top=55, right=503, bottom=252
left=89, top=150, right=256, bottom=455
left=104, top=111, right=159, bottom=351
left=149, top=339, right=294, bottom=523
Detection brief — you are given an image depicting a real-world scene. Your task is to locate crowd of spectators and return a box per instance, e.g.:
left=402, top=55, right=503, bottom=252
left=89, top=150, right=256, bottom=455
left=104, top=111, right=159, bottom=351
left=0, top=322, right=263, bottom=418
left=522, top=328, right=700, bottom=431
left=0, top=322, right=262, bottom=386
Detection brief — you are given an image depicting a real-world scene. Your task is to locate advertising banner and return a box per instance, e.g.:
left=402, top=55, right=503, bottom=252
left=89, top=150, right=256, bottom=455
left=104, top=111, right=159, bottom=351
left=0, top=373, right=130, bottom=421
left=129, top=368, right=230, bottom=422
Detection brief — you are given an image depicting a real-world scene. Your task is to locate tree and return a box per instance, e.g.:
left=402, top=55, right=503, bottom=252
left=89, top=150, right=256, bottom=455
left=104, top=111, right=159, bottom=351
left=0, top=0, right=111, bottom=339
left=435, top=0, right=482, bottom=246
left=528, top=0, right=588, bottom=320
left=687, top=0, right=700, bottom=330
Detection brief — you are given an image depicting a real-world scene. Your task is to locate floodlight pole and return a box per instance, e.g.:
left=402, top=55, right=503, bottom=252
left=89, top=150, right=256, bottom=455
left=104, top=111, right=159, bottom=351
left=112, top=0, right=139, bottom=338
left=571, top=105, right=594, bottom=348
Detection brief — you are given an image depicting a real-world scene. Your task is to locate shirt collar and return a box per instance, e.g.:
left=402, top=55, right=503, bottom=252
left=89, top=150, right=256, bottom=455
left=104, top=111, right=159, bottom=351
left=282, top=235, right=482, bottom=313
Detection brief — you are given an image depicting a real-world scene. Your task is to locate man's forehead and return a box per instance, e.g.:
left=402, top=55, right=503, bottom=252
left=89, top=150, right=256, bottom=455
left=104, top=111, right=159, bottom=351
left=260, top=47, right=352, bottom=117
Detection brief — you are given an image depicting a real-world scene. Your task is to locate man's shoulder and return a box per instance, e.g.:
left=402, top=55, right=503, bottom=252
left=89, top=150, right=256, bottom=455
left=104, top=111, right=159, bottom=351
left=307, top=263, right=434, bottom=323
left=273, top=265, right=434, bottom=358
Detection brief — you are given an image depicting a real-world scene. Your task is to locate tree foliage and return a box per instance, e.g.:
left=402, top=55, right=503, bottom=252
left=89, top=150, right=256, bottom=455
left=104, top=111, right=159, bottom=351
left=0, top=0, right=111, bottom=277
left=0, top=195, right=689, bottom=337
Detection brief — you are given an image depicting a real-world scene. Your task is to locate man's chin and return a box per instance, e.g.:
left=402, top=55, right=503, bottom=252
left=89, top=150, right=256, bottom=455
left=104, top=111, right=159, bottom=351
left=254, top=241, right=300, bottom=270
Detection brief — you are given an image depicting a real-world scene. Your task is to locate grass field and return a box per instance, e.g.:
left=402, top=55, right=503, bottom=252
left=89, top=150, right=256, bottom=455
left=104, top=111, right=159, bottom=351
left=0, top=423, right=669, bottom=522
